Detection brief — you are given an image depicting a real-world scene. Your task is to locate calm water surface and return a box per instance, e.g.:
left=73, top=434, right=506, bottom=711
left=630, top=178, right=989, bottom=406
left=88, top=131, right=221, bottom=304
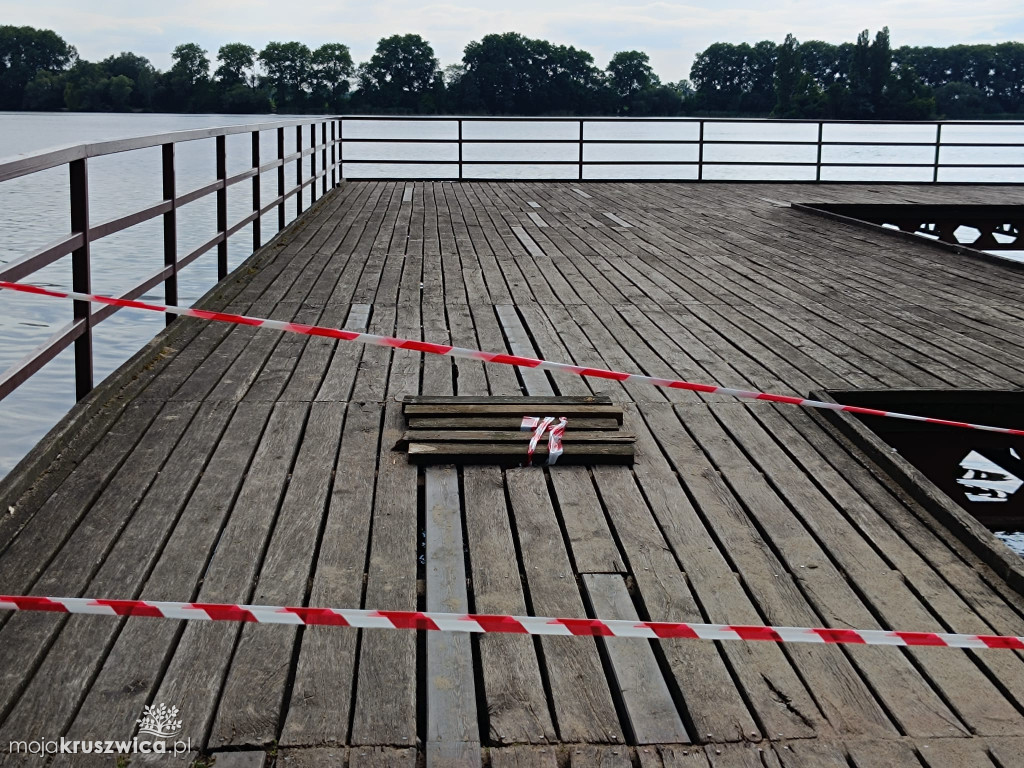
left=1, top=113, right=1022, bottom=556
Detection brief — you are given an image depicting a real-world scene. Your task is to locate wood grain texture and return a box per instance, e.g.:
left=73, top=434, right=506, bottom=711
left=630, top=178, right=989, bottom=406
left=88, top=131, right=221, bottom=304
left=2, top=181, right=1023, bottom=766
left=583, top=574, right=689, bottom=744
left=425, top=466, right=480, bottom=765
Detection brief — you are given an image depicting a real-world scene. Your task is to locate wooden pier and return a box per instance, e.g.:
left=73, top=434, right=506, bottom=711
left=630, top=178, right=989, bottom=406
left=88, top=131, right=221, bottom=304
left=1, top=180, right=1024, bottom=767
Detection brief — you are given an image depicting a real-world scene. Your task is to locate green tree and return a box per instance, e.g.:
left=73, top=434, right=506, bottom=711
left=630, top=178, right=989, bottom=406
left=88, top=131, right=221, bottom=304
left=607, top=50, right=659, bottom=112
left=22, top=69, right=66, bottom=109
left=0, top=25, right=76, bottom=108
left=459, top=32, right=605, bottom=115
left=216, top=43, right=257, bottom=87
left=881, top=65, right=934, bottom=119
left=102, top=51, right=156, bottom=109
left=799, top=40, right=845, bottom=87
left=107, top=74, right=133, bottom=110
left=607, top=50, right=658, bottom=98
left=868, top=27, right=892, bottom=106
left=628, top=84, right=684, bottom=115
left=170, top=42, right=210, bottom=86
left=691, top=41, right=775, bottom=113
left=311, top=43, right=354, bottom=111
left=934, top=81, right=988, bottom=118
left=460, top=32, right=537, bottom=114
left=161, top=42, right=211, bottom=111
left=62, top=59, right=109, bottom=110
left=259, top=41, right=312, bottom=112
left=357, top=34, right=440, bottom=112
left=773, top=33, right=801, bottom=116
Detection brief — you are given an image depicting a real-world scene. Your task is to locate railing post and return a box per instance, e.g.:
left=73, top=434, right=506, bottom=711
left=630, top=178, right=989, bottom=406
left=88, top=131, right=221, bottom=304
left=698, top=120, right=704, bottom=181
left=578, top=119, right=584, bottom=181
left=933, top=123, right=942, bottom=183
left=251, top=130, right=261, bottom=252
left=296, top=124, right=303, bottom=216
left=339, top=118, right=344, bottom=182
left=816, top=121, right=823, bottom=182
left=69, top=158, right=93, bottom=400
left=331, top=120, right=337, bottom=188
left=321, top=122, right=328, bottom=195
left=161, top=144, right=177, bottom=326
left=458, top=119, right=463, bottom=180
left=216, top=134, right=228, bottom=281
left=277, top=127, right=285, bottom=231
left=310, top=123, right=317, bottom=204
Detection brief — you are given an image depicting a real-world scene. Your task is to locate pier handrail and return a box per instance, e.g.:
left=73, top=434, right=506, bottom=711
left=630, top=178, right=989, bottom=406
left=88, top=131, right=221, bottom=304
left=0, top=117, right=343, bottom=403
left=1, top=115, right=1021, bottom=409
left=333, top=115, right=1024, bottom=183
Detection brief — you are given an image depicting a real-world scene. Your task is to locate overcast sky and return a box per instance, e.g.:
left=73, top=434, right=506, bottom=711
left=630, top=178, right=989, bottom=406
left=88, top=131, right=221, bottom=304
left=3, top=0, right=1023, bottom=82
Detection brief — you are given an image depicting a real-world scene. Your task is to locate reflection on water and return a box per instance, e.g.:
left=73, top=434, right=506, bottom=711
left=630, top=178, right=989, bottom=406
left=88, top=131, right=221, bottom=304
left=1, top=113, right=1023, bottom=479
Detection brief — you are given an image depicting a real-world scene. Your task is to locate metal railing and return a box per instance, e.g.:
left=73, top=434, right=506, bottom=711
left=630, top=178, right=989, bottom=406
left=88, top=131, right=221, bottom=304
left=1, top=115, right=1021, bottom=408
left=0, top=118, right=342, bottom=403
left=336, top=116, right=1024, bottom=183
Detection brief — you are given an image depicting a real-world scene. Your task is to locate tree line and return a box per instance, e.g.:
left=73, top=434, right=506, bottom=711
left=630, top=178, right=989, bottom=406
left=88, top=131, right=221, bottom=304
left=2, top=24, right=1022, bottom=119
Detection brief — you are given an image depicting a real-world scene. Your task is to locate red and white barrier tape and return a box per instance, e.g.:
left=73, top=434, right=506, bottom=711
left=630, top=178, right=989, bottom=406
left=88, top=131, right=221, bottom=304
left=522, top=415, right=567, bottom=466
left=2, top=281, right=1022, bottom=437
left=2, top=595, right=1022, bottom=650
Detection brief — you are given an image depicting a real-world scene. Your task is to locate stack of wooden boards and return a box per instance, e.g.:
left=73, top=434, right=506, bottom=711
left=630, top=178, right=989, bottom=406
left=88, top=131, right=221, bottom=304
left=399, top=395, right=636, bottom=466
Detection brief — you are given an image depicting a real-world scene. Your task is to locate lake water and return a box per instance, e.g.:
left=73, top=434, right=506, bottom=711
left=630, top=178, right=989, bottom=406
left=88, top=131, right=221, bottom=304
left=1, top=113, right=1023, bottom=550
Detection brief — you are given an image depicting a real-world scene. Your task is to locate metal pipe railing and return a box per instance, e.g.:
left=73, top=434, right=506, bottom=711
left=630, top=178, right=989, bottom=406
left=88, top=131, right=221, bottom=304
left=0, top=118, right=344, bottom=404
left=1, top=115, right=1021, bottom=407
left=332, top=116, right=1024, bottom=182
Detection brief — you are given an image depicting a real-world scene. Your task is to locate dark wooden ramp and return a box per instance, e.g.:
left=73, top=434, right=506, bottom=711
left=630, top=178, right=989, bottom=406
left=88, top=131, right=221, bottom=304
left=2, top=180, right=1024, bottom=767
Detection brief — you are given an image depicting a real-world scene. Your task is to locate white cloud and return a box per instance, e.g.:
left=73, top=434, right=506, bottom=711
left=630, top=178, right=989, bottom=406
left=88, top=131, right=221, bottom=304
left=1, top=0, right=1021, bottom=81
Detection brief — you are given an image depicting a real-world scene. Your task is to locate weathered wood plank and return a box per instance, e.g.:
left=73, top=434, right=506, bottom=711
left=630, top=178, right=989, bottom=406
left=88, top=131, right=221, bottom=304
left=403, top=403, right=623, bottom=420
left=592, top=459, right=759, bottom=744
left=916, top=739, right=998, bottom=768
left=211, top=401, right=345, bottom=747
left=147, top=401, right=312, bottom=748
left=462, top=466, right=557, bottom=745
left=405, top=395, right=611, bottom=405
left=348, top=746, right=417, bottom=768
left=637, top=745, right=712, bottom=768
left=567, top=745, right=632, bottom=767
left=986, top=737, right=1024, bottom=768
left=406, top=441, right=634, bottom=465
left=845, top=739, right=922, bottom=768
left=349, top=368, right=419, bottom=743
left=62, top=402, right=275, bottom=742
left=209, top=752, right=267, bottom=768
left=407, top=416, right=620, bottom=430
left=630, top=404, right=842, bottom=740
left=490, top=746, right=560, bottom=768
left=0, top=400, right=233, bottom=738
left=711, top=402, right=1024, bottom=737
left=402, top=430, right=633, bottom=443
left=425, top=466, right=480, bottom=766
left=280, top=401, right=383, bottom=747
left=772, top=741, right=849, bottom=768
left=583, top=574, right=690, bottom=744
left=505, top=470, right=623, bottom=743
left=677, top=402, right=966, bottom=738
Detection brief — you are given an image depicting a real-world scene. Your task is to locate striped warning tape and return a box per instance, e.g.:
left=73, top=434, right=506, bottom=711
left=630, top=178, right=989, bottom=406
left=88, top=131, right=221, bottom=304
left=2, top=280, right=1022, bottom=437
left=2, top=595, right=1022, bottom=650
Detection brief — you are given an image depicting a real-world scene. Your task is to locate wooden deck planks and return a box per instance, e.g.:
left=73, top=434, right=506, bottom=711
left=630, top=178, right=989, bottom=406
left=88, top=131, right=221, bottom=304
left=1, top=180, right=1023, bottom=766
left=424, top=466, right=481, bottom=767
